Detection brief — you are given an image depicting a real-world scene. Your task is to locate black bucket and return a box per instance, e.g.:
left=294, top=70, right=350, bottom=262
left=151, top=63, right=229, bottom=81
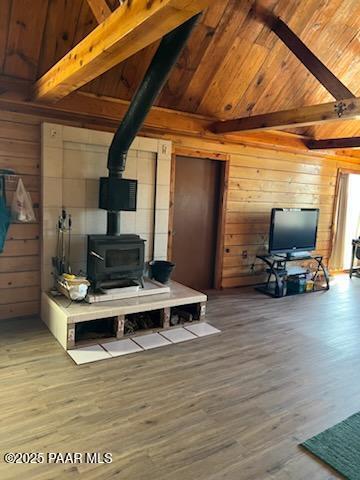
left=150, top=261, right=175, bottom=284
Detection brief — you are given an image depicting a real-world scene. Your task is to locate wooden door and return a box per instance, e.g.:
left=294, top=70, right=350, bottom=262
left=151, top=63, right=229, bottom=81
left=171, top=156, right=221, bottom=291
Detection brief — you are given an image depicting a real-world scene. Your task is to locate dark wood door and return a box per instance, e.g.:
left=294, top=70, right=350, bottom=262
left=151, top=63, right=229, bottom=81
left=172, top=156, right=221, bottom=291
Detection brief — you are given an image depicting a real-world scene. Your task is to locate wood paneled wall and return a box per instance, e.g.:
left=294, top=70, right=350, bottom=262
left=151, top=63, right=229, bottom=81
left=0, top=111, right=41, bottom=320
left=164, top=134, right=360, bottom=288
left=223, top=147, right=337, bottom=287
left=0, top=107, right=359, bottom=320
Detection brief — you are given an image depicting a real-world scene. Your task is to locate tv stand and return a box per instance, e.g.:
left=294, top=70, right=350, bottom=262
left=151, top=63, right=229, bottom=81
left=284, top=252, right=312, bottom=260
left=255, top=253, right=330, bottom=298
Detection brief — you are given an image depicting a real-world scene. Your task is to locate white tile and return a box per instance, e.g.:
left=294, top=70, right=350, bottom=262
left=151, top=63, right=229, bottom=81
left=63, top=142, right=108, bottom=154
left=65, top=208, right=86, bottom=235
left=133, top=333, right=171, bottom=350
left=120, top=211, right=136, bottom=234
left=155, top=210, right=169, bottom=234
left=154, top=233, right=168, bottom=259
left=42, top=230, right=58, bottom=266
left=63, top=141, right=87, bottom=152
left=41, top=264, right=55, bottom=292
left=63, top=149, right=107, bottom=179
left=137, top=137, right=158, bottom=152
left=62, top=127, right=110, bottom=147
left=86, top=151, right=108, bottom=178
left=138, top=150, right=156, bottom=161
left=137, top=184, right=155, bottom=209
left=129, top=137, right=140, bottom=151
left=69, top=234, right=87, bottom=264
left=135, top=209, right=154, bottom=235
left=43, top=207, right=61, bottom=232
left=67, top=345, right=111, bottom=365
left=84, top=144, right=108, bottom=154
left=63, top=149, right=86, bottom=178
left=63, top=126, right=90, bottom=144
left=42, top=123, right=63, bottom=148
left=102, top=339, right=143, bottom=357
left=123, top=154, right=137, bottom=179
left=88, top=129, right=113, bottom=147
left=85, top=179, right=99, bottom=208
left=157, top=159, right=171, bottom=186
left=137, top=155, right=156, bottom=185
left=141, top=234, right=152, bottom=262
left=160, top=328, right=197, bottom=344
left=63, top=179, right=86, bottom=208
left=43, top=178, right=62, bottom=207
left=155, top=185, right=170, bottom=209
left=86, top=209, right=107, bottom=235
left=185, top=323, right=221, bottom=337
left=42, top=146, right=63, bottom=178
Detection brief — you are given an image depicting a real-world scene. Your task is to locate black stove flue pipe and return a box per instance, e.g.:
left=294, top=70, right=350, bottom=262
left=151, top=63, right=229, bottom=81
left=105, top=13, right=201, bottom=235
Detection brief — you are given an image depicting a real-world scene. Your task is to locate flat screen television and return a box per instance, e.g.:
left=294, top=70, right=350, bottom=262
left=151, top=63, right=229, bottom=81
left=269, top=208, right=319, bottom=256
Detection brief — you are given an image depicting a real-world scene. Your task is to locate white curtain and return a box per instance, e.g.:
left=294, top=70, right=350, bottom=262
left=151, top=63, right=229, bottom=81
left=330, top=173, right=349, bottom=270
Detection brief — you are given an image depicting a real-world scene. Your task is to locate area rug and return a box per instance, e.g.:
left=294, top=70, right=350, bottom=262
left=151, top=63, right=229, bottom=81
left=301, top=412, right=360, bottom=479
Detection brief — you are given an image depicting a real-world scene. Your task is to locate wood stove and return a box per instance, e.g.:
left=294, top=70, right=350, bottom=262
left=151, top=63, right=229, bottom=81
left=87, top=234, right=145, bottom=291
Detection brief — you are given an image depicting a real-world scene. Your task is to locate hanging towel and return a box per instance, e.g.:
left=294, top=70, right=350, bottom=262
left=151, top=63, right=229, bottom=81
left=0, top=176, right=11, bottom=253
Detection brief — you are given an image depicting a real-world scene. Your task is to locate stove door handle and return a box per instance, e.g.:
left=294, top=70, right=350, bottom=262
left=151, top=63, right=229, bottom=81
left=90, top=250, right=104, bottom=261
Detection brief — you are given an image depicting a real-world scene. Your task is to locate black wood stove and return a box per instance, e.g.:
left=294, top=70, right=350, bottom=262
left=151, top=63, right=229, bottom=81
left=87, top=234, right=145, bottom=291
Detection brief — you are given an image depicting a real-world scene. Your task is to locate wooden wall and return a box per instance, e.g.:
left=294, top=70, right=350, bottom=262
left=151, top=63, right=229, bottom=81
left=223, top=146, right=337, bottom=287
left=0, top=107, right=359, bottom=320
left=0, top=111, right=41, bottom=320
left=163, top=134, right=360, bottom=288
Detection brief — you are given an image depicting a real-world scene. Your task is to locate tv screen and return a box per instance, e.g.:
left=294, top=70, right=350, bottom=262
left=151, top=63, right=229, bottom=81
left=269, top=208, right=319, bottom=254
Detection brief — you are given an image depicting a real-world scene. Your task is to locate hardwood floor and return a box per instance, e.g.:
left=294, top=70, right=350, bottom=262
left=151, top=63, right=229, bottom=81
left=1, top=275, right=359, bottom=479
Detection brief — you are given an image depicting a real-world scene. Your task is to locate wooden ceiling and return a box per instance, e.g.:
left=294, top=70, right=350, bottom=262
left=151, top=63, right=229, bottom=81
left=0, top=0, right=359, bottom=141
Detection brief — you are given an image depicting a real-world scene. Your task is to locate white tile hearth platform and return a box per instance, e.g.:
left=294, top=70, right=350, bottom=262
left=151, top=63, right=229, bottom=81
left=67, top=324, right=221, bottom=365
left=42, top=281, right=208, bottom=352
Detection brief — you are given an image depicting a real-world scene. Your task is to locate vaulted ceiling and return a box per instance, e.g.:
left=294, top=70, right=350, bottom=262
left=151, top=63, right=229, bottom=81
left=0, top=0, right=359, bottom=140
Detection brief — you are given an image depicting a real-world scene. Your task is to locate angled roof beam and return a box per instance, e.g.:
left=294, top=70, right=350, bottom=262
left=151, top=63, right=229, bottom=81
left=307, top=137, right=360, bottom=150
left=210, top=97, right=360, bottom=134
left=255, top=6, right=355, bottom=100
left=86, top=0, right=112, bottom=23
left=33, top=0, right=210, bottom=103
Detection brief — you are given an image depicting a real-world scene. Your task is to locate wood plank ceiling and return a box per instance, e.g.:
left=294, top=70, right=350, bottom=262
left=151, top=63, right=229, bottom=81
left=0, top=0, right=359, bottom=141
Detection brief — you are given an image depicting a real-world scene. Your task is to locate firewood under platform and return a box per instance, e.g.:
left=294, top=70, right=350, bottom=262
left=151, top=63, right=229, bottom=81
left=41, top=281, right=207, bottom=351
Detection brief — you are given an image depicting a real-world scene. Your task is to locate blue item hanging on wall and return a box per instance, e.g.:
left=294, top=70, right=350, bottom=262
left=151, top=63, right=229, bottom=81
left=0, top=176, right=11, bottom=253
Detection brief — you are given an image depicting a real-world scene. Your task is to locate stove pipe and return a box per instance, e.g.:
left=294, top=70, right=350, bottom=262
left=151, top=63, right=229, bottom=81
left=104, top=13, right=201, bottom=235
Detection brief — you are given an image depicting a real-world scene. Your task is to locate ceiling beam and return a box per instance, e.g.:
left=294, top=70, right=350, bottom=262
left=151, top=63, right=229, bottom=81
left=33, top=0, right=210, bottom=103
left=256, top=6, right=355, bottom=100
left=211, top=97, right=360, bottom=134
left=0, top=87, right=317, bottom=152
left=86, top=0, right=112, bottom=23
left=307, top=137, right=360, bottom=150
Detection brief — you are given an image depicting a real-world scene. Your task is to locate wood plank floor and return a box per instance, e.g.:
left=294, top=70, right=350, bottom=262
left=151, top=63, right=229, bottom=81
left=1, top=275, right=359, bottom=479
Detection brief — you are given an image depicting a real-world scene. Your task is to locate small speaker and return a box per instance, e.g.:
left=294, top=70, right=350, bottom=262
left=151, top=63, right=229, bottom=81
left=99, top=177, right=137, bottom=211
